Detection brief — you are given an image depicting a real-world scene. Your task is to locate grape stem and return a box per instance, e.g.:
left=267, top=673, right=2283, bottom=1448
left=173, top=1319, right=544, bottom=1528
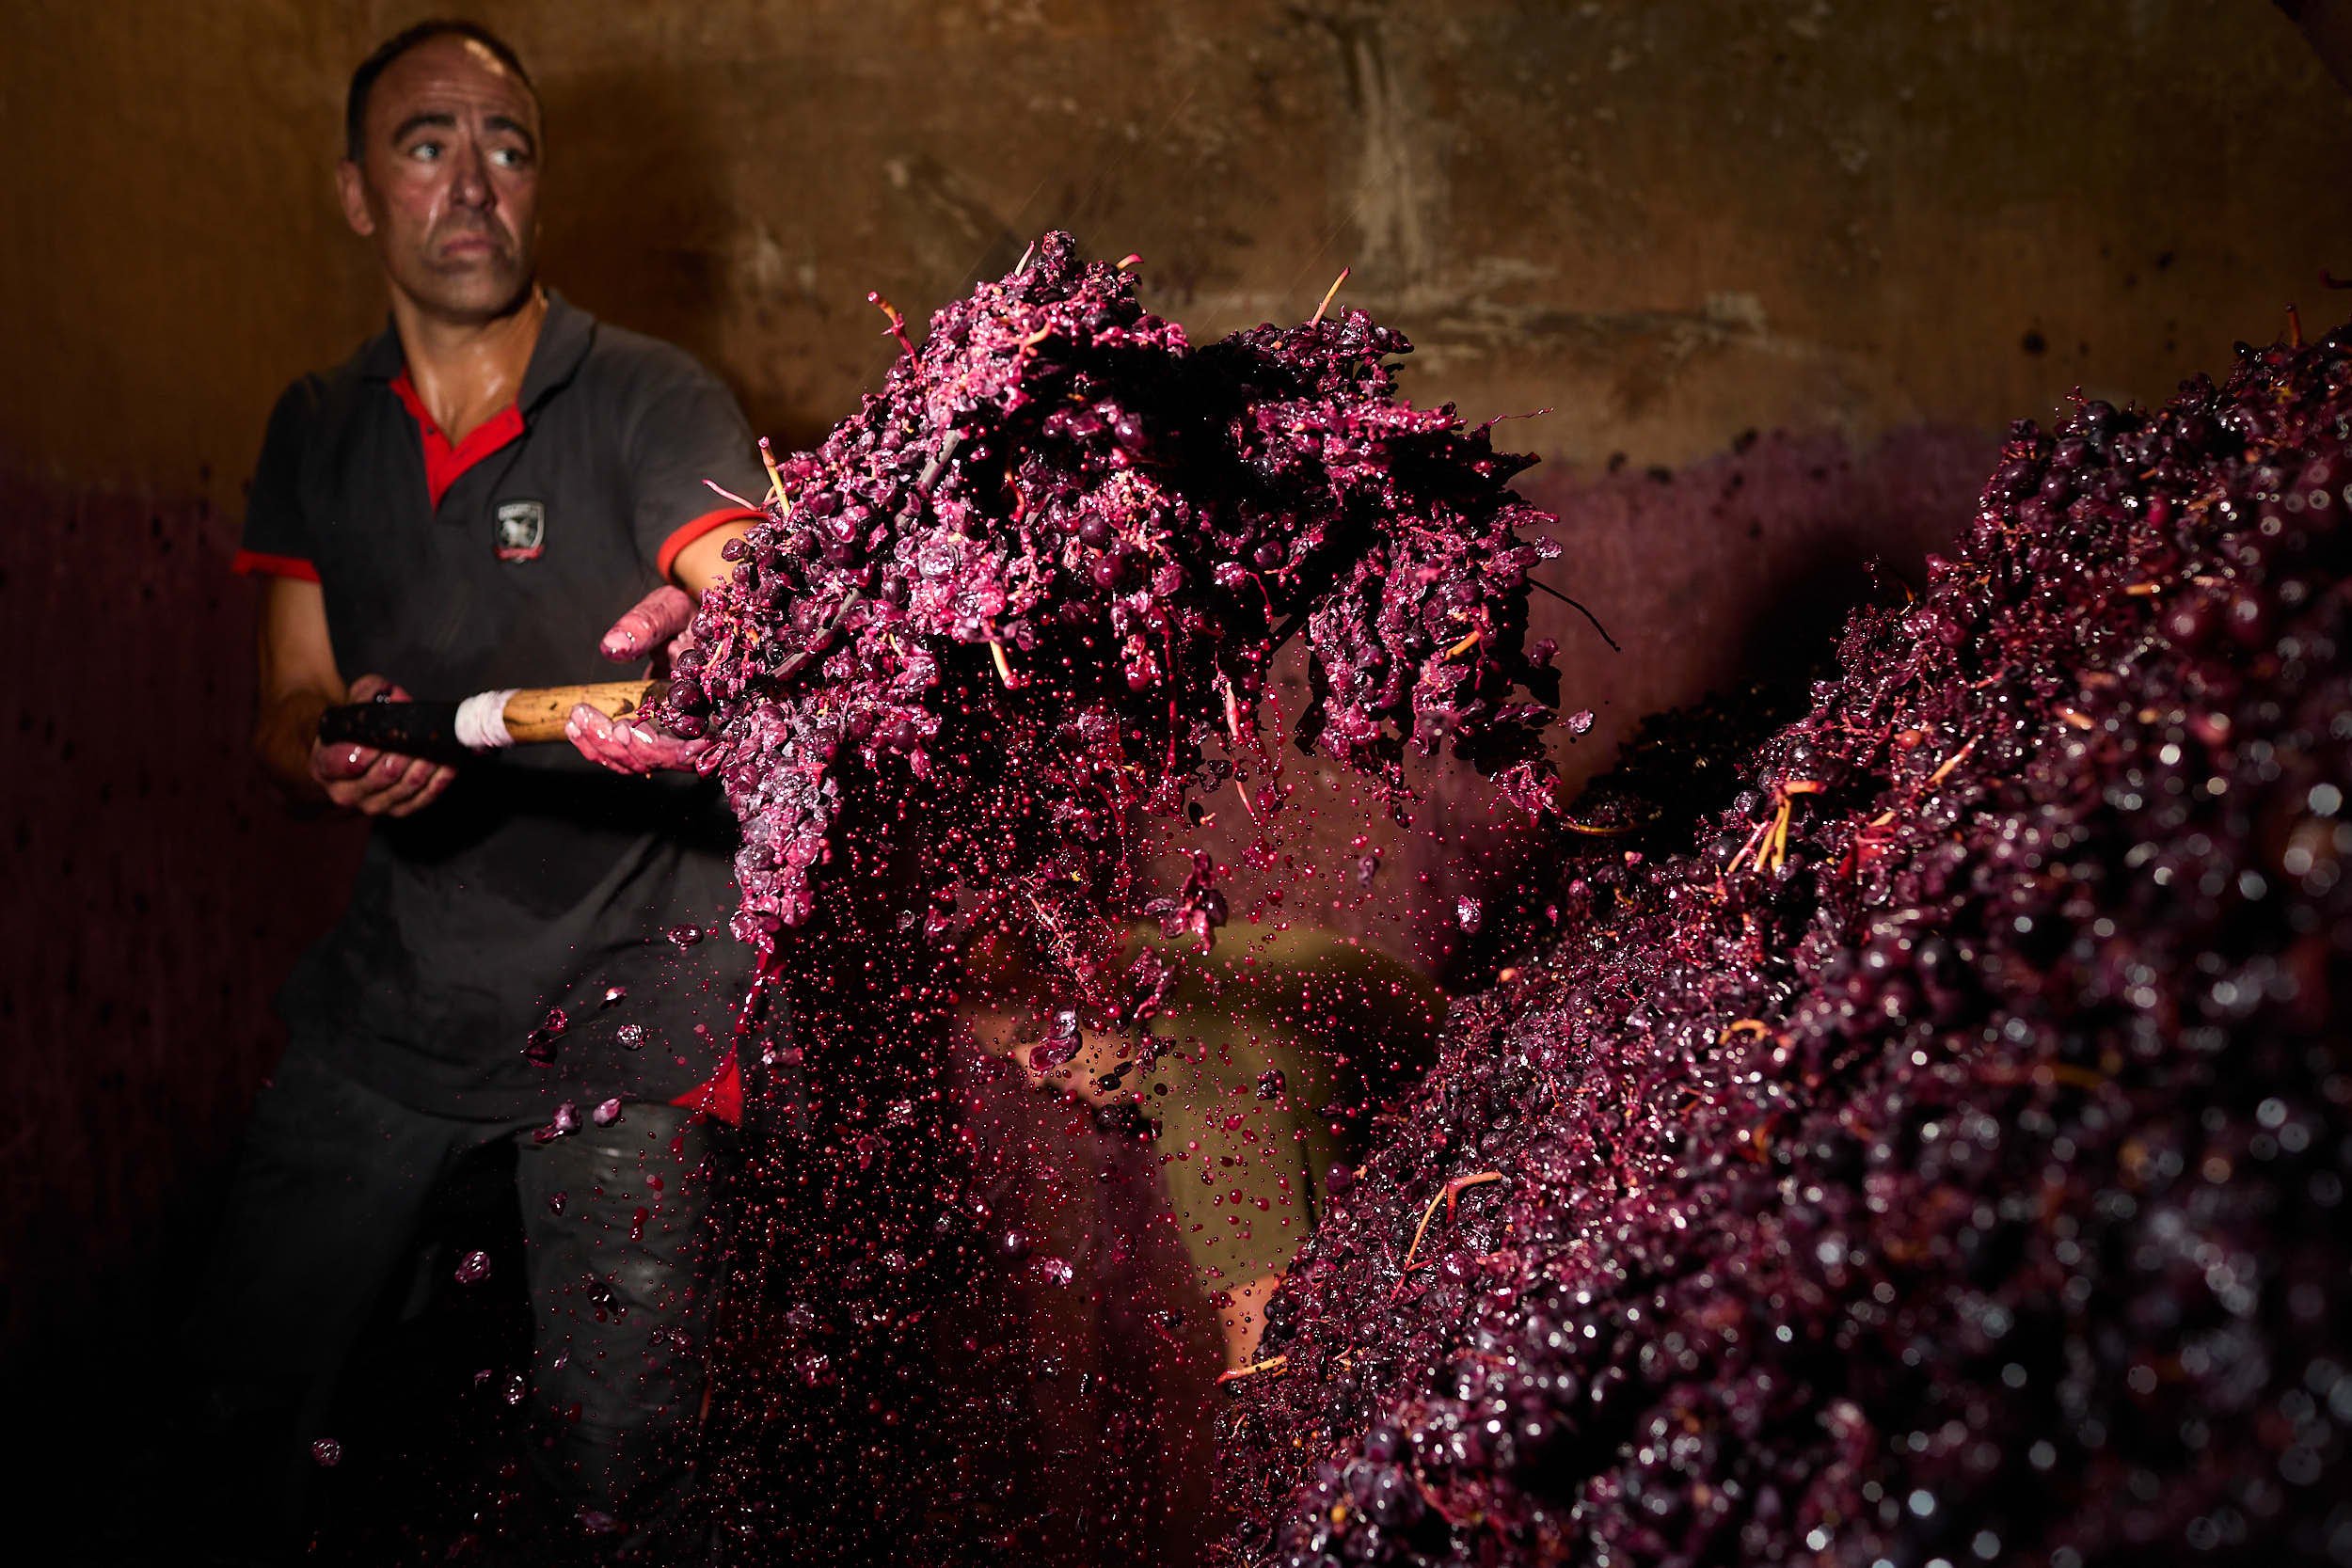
left=867, top=291, right=916, bottom=358
left=1311, top=266, right=1352, bottom=326
left=1724, top=780, right=1821, bottom=878
left=1759, top=780, right=1822, bottom=875
left=1216, top=673, right=1246, bottom=748
left=772, top=589, right=865, bottom=683
left=1393, top=1170, right=1507, bottom=1295
left=758, top=436, right=789, bottom=510
left=1527, top=577, right=1622, bottom=653
left=1217, top=1354, right=1288, bottom=1386
left=1924, top=736, right=1978, bottom=789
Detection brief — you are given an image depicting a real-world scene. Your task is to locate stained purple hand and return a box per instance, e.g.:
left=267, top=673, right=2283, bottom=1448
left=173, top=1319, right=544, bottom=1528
left=310, top=674, right=456, bottom=816
left=565, top=701, right=708, bottom=774
left=598, top=585, right=695, bottom=670
left=569, top=587, right=709, bottom=773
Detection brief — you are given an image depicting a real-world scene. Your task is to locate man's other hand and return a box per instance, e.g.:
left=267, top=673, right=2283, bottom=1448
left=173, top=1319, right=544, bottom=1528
left=598, top=585, right=694, bottom=669
left=310, top=674, right=457, bottom=816
left=568, top=585, right=707, bottom=773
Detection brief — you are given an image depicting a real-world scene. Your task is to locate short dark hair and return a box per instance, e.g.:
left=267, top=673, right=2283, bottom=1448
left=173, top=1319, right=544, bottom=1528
left=344, top=20, right=536, bottom=161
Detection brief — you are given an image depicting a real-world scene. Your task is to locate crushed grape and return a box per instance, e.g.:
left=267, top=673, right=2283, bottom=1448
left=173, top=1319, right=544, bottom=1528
left=1214, top=329, right=2352, bottom=1565
left=668, top=232, right=1561, bottom=1012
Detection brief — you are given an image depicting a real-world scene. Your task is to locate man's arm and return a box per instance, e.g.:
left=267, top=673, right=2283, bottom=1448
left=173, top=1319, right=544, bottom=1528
left=667, top=521, right=754, bottom=600
left=255, top=575, right=455, bottom=816
left=567, top=344, right=769, bottom=775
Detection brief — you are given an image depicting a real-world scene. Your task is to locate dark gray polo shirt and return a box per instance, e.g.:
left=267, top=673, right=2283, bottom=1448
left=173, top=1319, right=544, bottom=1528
left=236, top=293, right=765, bottom=1120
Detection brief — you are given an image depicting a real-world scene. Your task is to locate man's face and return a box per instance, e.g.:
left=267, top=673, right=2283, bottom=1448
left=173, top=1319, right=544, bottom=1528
left=338, top=37, right=541, bottom=323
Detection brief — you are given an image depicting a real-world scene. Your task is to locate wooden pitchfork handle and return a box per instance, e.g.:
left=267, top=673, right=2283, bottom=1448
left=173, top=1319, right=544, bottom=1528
left=316, top=678, right=669, bottom=758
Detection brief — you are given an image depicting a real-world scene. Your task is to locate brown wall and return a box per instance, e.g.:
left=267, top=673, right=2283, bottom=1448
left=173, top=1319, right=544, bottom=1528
left=5, top=0, right=2349, bottom=1373
left=11, top=1, right=2352, bottom=496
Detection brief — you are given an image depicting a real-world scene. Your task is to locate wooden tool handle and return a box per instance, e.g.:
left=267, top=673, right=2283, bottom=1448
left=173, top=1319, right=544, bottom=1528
left=317, top=678, right=671, bottom=756
left=501, top=678, right=666, bottom=743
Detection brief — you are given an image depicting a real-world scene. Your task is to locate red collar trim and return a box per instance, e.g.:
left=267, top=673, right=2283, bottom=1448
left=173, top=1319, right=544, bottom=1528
left=388, top=371, right=526, bottom=510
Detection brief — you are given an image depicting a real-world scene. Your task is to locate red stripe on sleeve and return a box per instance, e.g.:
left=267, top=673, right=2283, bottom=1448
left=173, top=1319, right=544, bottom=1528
left=230, top=549, right=322, bottom=582
left=656, top=506, right=763, bottom=581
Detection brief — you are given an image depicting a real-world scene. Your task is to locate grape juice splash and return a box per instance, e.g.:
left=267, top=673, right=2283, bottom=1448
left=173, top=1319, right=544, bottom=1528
left=1212, top=330, right=2352, bottom=1564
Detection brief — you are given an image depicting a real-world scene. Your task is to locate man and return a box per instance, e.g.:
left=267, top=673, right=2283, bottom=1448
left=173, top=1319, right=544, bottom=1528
left=199, top=19, right=763, bottom=1559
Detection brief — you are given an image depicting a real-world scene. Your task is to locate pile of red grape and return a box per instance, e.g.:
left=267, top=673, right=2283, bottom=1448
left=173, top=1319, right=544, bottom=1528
left=1213, top=329, right=2352, bottom=1564
left=664, top=232, right=1560, bottom=1004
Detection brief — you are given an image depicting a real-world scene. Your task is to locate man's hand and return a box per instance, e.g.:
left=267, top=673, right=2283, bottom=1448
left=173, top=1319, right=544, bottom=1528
left=567, top=585, right=709, bottom=773
left=310, top=674, right=457, bottom=816
left=597, top=584, right=696, bottom=667
left=565, top=702, right=708, bottom=773
left=255, top=578, right=453, bottom=816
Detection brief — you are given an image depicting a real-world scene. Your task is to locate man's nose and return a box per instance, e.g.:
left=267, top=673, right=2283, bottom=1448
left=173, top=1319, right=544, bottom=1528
left=451, top=141, right=494, bottom=210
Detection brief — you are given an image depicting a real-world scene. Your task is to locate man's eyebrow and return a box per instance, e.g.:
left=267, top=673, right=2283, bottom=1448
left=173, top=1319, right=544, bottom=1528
left=484, top=113, right=538, bottom=150
left=389, top=110, right=457, bottom=142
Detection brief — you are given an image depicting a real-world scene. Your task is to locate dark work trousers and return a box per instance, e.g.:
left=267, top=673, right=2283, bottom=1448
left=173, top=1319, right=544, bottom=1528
left=187, top=1051, right=722, bottom=1560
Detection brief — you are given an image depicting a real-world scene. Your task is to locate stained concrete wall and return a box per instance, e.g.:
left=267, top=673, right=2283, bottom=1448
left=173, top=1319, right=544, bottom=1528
left=5, top=0, right=2350, bottom=1393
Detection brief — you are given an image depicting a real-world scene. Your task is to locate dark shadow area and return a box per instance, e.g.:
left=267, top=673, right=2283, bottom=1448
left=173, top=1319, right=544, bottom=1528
left=300, top=1142, right=536, bottom=1566
left=0, top=468, right=365, bottom=1564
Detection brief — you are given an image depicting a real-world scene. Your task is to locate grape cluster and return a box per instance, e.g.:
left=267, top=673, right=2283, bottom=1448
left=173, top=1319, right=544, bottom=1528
left=663, top=232, right=1560, bottom=998
left=1214, top=328, right=2352, bottom=1564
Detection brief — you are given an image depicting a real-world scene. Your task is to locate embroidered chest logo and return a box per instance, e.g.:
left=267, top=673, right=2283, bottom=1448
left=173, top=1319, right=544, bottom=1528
left=493, top=499, right=547, bottom=562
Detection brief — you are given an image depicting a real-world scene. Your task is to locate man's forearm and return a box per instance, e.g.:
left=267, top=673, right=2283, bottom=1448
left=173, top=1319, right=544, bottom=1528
left=256, top=689, right=333, bottom=803
left=668, top=519, right=756, bottom=600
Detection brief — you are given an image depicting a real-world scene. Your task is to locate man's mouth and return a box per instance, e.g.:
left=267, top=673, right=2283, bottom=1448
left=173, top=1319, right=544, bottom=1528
left=437, top=231, right=504, bottom=261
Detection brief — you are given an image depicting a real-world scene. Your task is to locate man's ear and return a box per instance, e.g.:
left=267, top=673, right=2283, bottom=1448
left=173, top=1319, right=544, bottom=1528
left=335, top=159, right=375, bottom=239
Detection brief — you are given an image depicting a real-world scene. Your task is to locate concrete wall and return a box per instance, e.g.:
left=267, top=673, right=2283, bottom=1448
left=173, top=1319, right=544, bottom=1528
left=5, top=0, right=2349, bottom=1388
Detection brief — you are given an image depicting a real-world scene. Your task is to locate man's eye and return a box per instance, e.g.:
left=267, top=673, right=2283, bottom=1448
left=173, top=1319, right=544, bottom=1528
left=491, top=147, right=532, bottom=169
left=405, top=141, right=442, bottom=163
